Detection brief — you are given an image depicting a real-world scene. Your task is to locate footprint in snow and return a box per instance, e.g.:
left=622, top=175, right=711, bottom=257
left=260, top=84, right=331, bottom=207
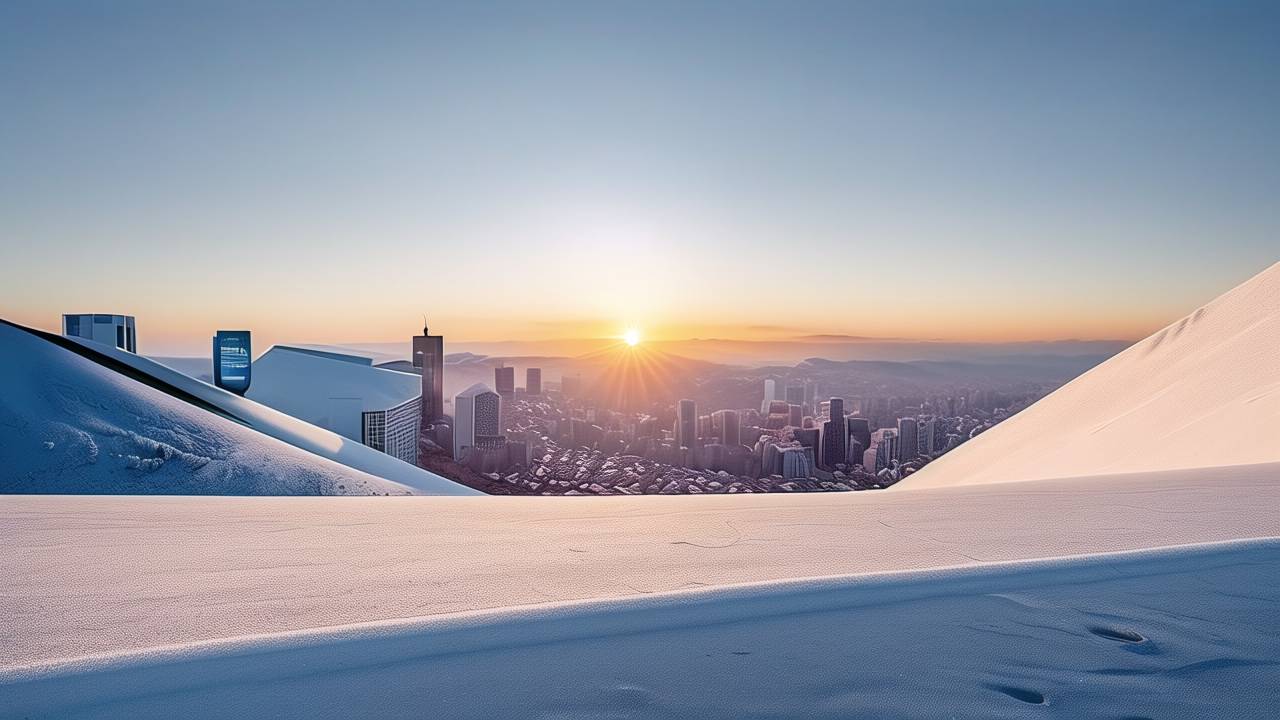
left=984, top=683, right=1046, bottom=705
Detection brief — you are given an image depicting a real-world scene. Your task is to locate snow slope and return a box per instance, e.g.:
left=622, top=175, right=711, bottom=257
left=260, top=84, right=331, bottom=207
left=0, top=321, right=473, bottom=495
left=2, top=443, right=1278, bottom=717
left=900, top=261, right=1280, bottom=489
left=3, top=462, right=1277, bottom=670
left=5, top=542, right=1273, bottom=719
left=53, top=325, right=476, bottom=495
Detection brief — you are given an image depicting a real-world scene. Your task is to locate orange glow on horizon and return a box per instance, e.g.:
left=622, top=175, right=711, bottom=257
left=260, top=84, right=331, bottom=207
left=4, top=308, right=1162, bottom=358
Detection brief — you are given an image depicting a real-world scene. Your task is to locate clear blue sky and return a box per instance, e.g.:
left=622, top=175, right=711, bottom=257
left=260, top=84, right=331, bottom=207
left=2, top=0, right=1277, bottom=354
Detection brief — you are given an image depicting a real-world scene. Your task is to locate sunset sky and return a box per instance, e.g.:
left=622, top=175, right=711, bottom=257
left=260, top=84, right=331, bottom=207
left=2, top=1, right=1278, bottom=356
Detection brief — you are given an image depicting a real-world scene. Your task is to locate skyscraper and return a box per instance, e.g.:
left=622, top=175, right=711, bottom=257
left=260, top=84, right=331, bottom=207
left=793, top=427, right=820, bottom=465
left=917, top=417, right=937, bottom=456
left=847, top=439, right=865, bottom=467
left=897, top=417, right=918, bottom=462
left=863, top=446, right=879, bottom=473
left=675, top=398, right=698, bottom=449
left=781, top=445, right=813, bottom=480
left=526, top=368, right=542, bottom=396
left=413, top=321, right=445, bottom=426
left=871, top=428, right=899, bottom=470
left=454, top=383, right=502, bottom=460
left=713, top=409, right=741, bottom=447
left=803, top=381, right=818, bottom=415
left=785, top=384, right=804, bottom=406
left=212, top=330, right=251, bottom=396
left=847, top=417, right=872, bottom=452
left=788, top=403, right=803, bottom=428
left=821, top=397, right=847, bottom=469
left=761, top=378, right=777, bottom=414
left=495, top=365, right=515, bottom=397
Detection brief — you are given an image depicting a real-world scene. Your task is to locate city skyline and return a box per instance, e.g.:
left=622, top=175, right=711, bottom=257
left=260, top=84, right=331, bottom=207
left=3, top=1, right=1279, bottom=355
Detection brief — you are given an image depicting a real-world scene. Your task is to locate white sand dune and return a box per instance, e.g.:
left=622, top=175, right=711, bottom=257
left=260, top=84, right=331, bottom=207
left=0, top=320, right=476, bottom=495
left=899, top=261, right=1280, bottom=489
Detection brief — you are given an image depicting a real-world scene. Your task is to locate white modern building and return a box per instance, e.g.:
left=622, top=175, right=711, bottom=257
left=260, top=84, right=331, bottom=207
left=62, top=314, right=136, bottom=353
left=247, top=346, right=422, bottom=465
left=453, top=383, right=503, bottom=460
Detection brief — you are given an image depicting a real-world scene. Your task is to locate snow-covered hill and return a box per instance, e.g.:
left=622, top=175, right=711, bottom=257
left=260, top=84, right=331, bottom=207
left=0, top=321, right=475, bottom=495
left=899, top=261, right=1280, bottom=489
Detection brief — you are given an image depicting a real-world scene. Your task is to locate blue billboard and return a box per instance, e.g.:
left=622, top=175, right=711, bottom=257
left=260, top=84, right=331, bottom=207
left=213, top=330, right=252, bottom=395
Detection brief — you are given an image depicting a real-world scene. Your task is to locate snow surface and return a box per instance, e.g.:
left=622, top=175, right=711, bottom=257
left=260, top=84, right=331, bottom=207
left=2, top=536, right=1277, bottom=718
left=900, top=261, right=1280, bottom=489
left=0, top=322, right=474, bottom=495
left=3, top=462, right=1278, bottom=674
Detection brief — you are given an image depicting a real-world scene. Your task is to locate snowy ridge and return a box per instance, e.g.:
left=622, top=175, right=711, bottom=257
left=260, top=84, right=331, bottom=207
left=56, top=326, right=476, bottom=495
left=899, top=261, right=1280, bottom=489
left=2, top=539, right=1277, bottom=718
left=0, top=321, right=473, bottom=495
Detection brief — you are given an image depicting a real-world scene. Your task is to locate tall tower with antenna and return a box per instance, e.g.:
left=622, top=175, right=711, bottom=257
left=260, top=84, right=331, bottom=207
left=413, top=318, right=445, bottom=428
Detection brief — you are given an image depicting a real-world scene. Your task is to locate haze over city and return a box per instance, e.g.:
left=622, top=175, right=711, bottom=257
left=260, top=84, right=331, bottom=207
left=3, top=1, right=1279, bottom=355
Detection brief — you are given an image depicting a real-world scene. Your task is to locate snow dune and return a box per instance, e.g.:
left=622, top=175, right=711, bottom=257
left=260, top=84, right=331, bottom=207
left=0, top=321, right=474, bottom=495
left=900, top=261, right=1280, bottom=489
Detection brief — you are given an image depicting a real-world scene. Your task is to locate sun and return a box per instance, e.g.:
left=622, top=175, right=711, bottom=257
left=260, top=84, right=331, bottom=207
left=623, top=328, right=642, bottom=347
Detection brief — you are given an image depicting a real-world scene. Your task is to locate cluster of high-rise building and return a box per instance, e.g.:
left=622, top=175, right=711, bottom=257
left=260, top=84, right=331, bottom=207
left=58, top=312, right=1006, bottom=489
left=529, top=377, right=1010, bottom=485
left=412, top=322, right=546, bottom=471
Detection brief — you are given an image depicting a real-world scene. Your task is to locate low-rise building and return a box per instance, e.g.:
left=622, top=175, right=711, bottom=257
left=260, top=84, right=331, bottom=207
left=62, top=313, right=136, bottom=353
left=247, top=346, right=422, bottom=465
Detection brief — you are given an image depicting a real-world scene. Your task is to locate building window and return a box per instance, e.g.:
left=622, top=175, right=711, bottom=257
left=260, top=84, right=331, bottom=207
left=363, top=411, right=386, bottom=452
left=362, top=398, right=420, bottom=465
left=116, top=324, right=125, bottom=349
left=65, top=315, right=80, bottom=337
